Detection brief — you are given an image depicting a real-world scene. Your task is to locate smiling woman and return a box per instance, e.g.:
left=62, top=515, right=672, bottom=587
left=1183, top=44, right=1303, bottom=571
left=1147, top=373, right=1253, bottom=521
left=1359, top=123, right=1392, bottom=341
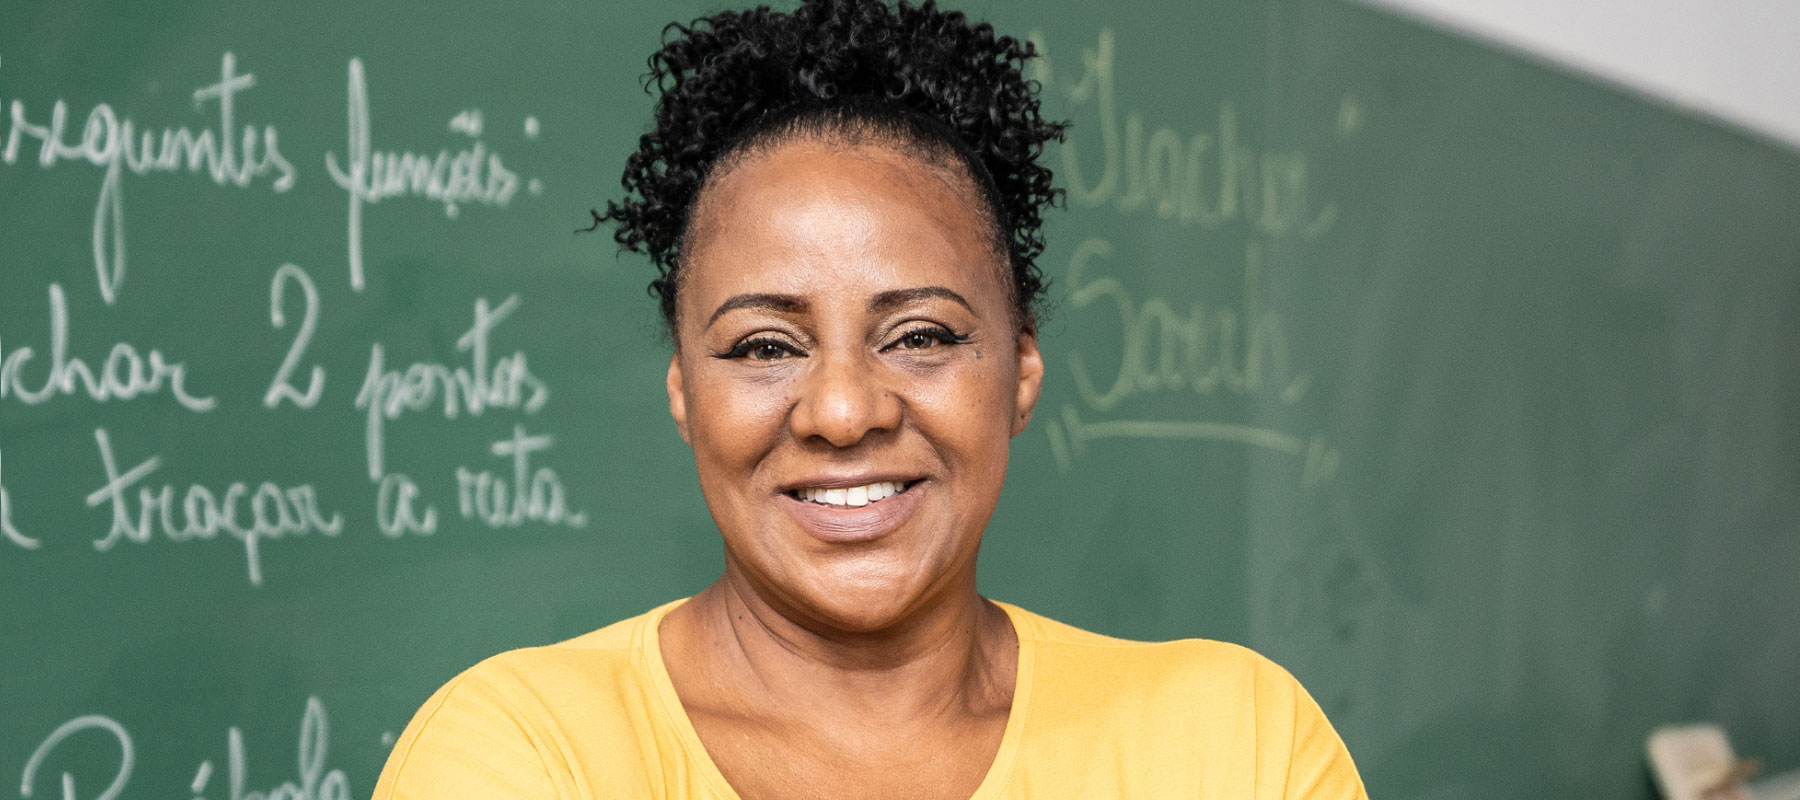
left=372, top=2, right=1367, bottom=799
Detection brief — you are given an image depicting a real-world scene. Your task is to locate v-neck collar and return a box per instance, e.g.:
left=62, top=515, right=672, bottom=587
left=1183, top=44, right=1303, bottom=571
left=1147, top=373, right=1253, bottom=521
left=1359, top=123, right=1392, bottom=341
left=639, top=597, right=1037, bottom=800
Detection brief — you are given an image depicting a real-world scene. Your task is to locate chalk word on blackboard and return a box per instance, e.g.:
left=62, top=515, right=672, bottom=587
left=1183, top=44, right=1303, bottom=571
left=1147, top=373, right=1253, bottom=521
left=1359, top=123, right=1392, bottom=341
left=17, top=714, right=131, bottom=800
left=455, top=425, right=589, bottom=529
left=376, top=471, right=439, bottom=538
left=84, top=428, right=345, bottom=587
left=0, top=284, right=217, bottom=412
left=1028, top=29, right=1336, bottom=239
left=1, top=445, right=36, bottom=549
left=264, top=264, right=327, bottom=410
left=1044, top=237, right=1338, bottom=483
left=18, top=696, right=351, bottom=800
left=0, top=53, right=296, bottom=305
left=1062, top=238, right=1309, bottom=411
left=325, top=58, right=524, bottom=292
left=354, top=295, right=549, bottom=481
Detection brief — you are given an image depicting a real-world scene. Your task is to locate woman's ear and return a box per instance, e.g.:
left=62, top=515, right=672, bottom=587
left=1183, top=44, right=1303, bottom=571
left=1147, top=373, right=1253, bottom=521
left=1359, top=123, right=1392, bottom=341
left=666, top=352, right=692, bottom=446
left=1011, top=318, right=1044, bottom=436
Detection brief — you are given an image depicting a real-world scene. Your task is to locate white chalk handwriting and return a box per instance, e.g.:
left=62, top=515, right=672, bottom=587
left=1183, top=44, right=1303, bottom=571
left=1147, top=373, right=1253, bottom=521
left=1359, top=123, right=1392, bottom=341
left=376, top=472, right=439, bottom=538
left=455, top=425, right=589, bottom=529
left=1027, top=29, right=1336, bottom=239
left=0, top=444, right=36, bottom=550
left=354, top=295, right=549, bottom=481
left=1042, top=236, right=1338, bottom=482
left=85, top=428, right=345, bottom=587
left=0, top=284, right=216, bottom=412
left=18, top=715, right=132, bottom=800
left=1061, top=238, right=1308, bottom=412
left=324, top=58, right=522, bottom=291
left=0, top=53, right=295, bottom=304
left=263, top=264, right=326, bottom=410
left=18, top=697, right=350, bottom=800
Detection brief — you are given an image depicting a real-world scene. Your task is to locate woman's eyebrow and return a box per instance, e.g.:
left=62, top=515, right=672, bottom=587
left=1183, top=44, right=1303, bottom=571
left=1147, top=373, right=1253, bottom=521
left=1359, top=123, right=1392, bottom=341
left=706, top=293, right=808, bottom=329
left=870, top=286, right=974, bottom=315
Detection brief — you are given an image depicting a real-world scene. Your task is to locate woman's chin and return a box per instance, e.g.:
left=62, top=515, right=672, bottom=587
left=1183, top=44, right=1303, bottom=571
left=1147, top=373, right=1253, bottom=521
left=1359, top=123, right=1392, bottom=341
left=723, top=512, right=975, bottom=635
left=787, top=569, right=943, bottom=635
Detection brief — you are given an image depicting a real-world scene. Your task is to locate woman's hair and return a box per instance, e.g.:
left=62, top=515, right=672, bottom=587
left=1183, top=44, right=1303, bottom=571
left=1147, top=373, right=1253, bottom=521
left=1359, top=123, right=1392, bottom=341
left=597, top=0, right=1067, bottom=328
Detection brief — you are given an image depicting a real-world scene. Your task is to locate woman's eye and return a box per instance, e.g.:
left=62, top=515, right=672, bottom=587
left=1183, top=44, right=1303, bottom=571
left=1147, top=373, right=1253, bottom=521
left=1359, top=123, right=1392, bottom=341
left=749, top=341, right=791, bottom=360
left=714, top=336, right=802, bottom=361
left=886, top=326, right=970, bottom=352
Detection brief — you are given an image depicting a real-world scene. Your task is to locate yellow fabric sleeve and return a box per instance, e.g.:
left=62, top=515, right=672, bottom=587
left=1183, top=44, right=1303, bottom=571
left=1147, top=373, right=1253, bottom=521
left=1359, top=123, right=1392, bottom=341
left=374, top=668, right=562, bottom=800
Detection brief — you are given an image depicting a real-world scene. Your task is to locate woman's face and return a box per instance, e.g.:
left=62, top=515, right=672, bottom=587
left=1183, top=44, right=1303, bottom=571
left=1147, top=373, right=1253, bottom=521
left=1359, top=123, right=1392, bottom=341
left=668, top=137, right=1043, bottom=633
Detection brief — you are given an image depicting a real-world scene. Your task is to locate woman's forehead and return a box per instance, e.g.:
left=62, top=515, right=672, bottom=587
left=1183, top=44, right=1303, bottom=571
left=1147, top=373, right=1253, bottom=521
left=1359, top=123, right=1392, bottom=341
left=680, top=140, right=1008, bottom=310
left=697, top=139, right=987, bottom=235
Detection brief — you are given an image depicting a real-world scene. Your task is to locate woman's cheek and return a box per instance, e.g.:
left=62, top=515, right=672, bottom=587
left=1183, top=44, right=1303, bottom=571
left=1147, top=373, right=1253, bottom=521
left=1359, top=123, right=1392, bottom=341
left=951, top=355, right=1014, bottom=424
left=711, top=366, right=790, bottom=414
left=908, top=371, right=1003, bottom=453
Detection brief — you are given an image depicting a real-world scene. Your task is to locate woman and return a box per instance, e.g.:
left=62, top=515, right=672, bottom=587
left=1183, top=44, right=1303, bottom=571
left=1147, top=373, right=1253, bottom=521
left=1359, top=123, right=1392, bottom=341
left=374, top=1, right=1367, bottom=798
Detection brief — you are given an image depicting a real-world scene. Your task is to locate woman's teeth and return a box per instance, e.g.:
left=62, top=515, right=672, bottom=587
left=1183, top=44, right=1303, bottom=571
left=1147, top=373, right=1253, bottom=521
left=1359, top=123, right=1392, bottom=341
left=795, top=481, right=907, bottom=507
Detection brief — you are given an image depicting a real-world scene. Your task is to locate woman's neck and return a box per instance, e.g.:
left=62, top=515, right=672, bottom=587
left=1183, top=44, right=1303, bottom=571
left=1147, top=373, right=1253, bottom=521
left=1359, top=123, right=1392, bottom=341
left=664, top=569, right=1017, bottom=726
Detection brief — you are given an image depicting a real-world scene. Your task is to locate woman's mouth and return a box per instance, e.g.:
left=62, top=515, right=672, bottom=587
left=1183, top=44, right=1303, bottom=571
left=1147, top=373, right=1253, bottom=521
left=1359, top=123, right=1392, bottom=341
left=788, top=480, right=916, bottom=508
left=779, top=479, right=925, bottom=542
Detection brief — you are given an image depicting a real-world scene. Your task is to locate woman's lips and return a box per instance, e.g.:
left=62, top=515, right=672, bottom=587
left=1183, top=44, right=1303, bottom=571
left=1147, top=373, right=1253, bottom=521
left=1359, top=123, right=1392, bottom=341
left=778, top=481, right=925, bottom=543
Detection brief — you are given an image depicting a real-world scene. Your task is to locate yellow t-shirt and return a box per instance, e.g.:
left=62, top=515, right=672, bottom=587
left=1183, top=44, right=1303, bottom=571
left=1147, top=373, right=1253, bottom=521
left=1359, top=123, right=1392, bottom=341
left=373, top=599, right=1367, bottom=799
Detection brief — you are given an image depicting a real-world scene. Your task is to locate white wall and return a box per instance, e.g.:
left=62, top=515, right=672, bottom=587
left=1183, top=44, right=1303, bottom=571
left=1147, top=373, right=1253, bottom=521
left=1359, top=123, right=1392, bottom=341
left=1351, top=0, right=1800, bottom=151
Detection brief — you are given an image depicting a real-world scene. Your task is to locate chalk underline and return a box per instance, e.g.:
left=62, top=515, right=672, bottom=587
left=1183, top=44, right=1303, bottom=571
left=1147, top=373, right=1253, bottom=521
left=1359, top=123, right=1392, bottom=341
left=1059, top=406, right=1306, bottom=455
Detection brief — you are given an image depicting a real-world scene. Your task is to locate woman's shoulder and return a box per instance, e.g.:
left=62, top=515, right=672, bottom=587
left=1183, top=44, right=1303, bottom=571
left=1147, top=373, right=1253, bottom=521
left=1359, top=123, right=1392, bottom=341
left=1001, top=601, right=1297, bottom=690
left=392, top=598, right=678, bottom=724
left=1001, top=602, right=1368, bottom=799
left=1000, top=602, right=1328, bottom=729
left=450, top=600, right=671, bottom=693
left=372, top=601, right=684, bottom=799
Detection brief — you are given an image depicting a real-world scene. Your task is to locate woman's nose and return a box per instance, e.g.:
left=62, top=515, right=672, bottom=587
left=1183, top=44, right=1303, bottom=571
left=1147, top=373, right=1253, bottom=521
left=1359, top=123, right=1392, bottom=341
left=789, top=350, right=902, bottom=447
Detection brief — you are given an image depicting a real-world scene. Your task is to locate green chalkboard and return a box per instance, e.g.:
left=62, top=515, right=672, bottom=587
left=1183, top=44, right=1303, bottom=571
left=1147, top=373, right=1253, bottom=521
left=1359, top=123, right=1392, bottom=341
left=3, top=2, right=1797, bottom=798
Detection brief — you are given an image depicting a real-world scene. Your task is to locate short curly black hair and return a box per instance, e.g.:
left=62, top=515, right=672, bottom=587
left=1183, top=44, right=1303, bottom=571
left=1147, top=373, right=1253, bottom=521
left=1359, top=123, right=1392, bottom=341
left=597, top=0, right=1066, bottom=329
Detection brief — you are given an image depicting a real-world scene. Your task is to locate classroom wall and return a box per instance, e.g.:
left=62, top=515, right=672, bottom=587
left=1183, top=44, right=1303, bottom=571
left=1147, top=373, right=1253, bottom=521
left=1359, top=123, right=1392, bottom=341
left=1355, top=0, right=1800, bottom=150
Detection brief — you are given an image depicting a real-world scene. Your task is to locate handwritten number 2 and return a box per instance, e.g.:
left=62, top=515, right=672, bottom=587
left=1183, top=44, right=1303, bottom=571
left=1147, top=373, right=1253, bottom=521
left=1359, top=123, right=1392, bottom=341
left=265, top=264, right=325, bottom=409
